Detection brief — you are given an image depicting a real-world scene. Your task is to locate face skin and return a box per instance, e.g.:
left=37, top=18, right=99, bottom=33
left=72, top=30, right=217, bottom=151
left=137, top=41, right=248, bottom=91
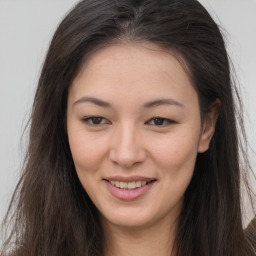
left=67, top=43, right=218, bottom=238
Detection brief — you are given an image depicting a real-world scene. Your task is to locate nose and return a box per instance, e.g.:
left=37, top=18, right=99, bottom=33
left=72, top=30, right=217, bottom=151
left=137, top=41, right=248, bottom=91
left=109, top=123, right=146, bottom=168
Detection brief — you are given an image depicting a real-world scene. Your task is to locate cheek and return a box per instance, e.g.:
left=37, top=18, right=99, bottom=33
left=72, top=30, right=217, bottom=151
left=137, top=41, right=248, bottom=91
left=151, top=130, right=200, bottom=175
left=68, top=126, right=108, bottom=174
left=149, top=131, right=200, bottom=212
left=68, top=128, right=109, bottom=199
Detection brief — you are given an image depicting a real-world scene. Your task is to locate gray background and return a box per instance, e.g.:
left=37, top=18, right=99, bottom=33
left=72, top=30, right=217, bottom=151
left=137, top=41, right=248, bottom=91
left=0, top=0, right=255, bottom=228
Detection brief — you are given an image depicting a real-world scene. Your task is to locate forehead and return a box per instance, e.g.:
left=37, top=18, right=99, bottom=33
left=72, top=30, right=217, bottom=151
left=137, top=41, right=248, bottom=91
left=69, top=43, right=198, bottom=109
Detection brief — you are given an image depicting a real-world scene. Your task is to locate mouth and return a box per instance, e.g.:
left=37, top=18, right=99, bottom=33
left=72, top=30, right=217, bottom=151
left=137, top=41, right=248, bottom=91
left=103, top=179, right=156, bottom=190
left=103, top=176, right=157, bottom=201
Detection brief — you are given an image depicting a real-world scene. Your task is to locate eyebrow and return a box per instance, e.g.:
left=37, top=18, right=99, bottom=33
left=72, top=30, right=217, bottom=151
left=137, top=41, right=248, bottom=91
left=73, top=96, right=184, bottom=108
left=143, top=98, right=184, bottom=108
left=73, top=96, right=111, bottom=108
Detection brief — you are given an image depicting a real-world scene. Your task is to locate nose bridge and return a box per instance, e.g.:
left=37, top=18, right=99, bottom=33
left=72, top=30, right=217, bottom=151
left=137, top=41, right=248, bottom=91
left=109, top=121, right=145, bottom=167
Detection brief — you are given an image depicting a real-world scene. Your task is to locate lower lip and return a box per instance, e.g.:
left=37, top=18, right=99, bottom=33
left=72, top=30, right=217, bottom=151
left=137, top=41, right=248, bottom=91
left=104, top=180, right=156, bottom=201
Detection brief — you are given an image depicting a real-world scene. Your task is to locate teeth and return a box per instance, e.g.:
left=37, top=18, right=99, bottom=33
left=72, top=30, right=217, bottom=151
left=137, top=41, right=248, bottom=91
left=120, top=182, right=127, bottom=189
left=136, top=181, right=141, bottom=187
left=109, top=180, right=151, bottom=190
left=128, top=181, right=136, bottom=189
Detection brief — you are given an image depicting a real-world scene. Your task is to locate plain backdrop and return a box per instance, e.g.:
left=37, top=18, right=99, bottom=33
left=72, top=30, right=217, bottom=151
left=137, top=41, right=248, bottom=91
left=0, top=0, right=256, bottom=228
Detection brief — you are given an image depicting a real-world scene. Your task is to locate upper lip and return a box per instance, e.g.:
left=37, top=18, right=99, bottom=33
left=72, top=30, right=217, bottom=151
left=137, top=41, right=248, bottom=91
left=104, top=176, right=156, bottom=182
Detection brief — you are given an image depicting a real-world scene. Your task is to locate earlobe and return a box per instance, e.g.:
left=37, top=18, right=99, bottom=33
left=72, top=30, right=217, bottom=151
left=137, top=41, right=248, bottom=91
left=198, top=99, right=221, bottom=153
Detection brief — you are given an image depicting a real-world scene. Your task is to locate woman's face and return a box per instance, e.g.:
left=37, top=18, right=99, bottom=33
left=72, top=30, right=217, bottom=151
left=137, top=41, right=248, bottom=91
left=67, top=43, right=215, bottom=229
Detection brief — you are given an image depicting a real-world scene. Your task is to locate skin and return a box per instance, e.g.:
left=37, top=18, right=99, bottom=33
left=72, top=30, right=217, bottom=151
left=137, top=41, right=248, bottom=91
left=67, top=43, right=219, bottom=256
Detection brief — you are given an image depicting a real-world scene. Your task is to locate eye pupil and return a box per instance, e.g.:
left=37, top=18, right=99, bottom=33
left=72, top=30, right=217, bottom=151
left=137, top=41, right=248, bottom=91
left=91, top=117, right=102, bottom=124
left=154, top=118, right=164, bottom=125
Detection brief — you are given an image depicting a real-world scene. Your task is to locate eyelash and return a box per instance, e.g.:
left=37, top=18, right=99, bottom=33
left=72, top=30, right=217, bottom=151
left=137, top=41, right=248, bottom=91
left=146, top=117, right=176, bottom=127
left=82, top=116, right=176, bottom=127
left=82, top=116, right=110, bottom=126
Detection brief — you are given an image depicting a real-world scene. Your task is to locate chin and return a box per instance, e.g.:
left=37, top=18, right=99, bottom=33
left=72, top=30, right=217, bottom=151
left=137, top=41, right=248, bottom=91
left=99, top=205, right=155, bottom=228
left=99, top=201, right=181, bottom=231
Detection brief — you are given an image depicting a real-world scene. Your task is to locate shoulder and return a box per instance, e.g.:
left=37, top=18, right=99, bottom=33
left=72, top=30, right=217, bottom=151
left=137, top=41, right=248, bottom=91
left=245, top=216, right=256, bottom=236
left=245, top=216, right=256, bottom=256
left=0, top=249, right=22, bottom=256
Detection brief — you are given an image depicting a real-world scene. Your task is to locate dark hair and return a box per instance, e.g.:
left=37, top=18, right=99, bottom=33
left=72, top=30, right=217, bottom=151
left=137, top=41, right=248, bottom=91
left=1, top=0, right=255, bottom=255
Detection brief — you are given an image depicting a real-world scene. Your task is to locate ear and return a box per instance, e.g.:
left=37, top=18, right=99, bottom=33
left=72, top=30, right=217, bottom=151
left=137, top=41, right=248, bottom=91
left=198, top=99, right=221, bottom=153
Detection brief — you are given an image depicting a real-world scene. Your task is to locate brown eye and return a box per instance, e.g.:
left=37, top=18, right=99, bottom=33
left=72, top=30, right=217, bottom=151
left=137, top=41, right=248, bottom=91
left=90, top=117, right=103, bottom=124
left=147, top=117, right=176, bottom=127
left=152, top=118, right=165, bottom=125
left=82, top=116, right=110, bottom=126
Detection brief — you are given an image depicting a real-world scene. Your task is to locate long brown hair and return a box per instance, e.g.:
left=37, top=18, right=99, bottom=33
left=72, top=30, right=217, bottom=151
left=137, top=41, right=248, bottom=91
left=1, top=0, right=255, bottom=255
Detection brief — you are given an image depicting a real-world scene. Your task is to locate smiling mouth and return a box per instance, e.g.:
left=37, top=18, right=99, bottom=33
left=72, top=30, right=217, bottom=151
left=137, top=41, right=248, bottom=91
left=104, top=179, right=156, bottom=190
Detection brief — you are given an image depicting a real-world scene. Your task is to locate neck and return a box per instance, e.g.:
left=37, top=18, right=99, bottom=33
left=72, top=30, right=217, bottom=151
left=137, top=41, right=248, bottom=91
left=102, top=216, right=178, bottom=256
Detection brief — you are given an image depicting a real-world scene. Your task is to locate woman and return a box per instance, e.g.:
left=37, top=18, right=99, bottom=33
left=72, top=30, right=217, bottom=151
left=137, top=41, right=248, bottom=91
left=1, top=0, right=255, bottom=255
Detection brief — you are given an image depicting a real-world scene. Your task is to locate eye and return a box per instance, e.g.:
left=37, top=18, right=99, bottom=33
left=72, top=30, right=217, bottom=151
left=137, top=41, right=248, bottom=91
left=146, top=117, right=176, bottom=127
left=82, top=116, right=111, bottom=126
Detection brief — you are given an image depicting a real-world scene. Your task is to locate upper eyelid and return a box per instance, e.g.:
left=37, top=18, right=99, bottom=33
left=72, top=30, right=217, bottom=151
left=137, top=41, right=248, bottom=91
left=82, top=116, right=111, bottom=125
left=81, top=116, right=176, bottom=125
left=83, top=116, right=107, bottom=120
left=146, top=117, right=176, bottom=123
